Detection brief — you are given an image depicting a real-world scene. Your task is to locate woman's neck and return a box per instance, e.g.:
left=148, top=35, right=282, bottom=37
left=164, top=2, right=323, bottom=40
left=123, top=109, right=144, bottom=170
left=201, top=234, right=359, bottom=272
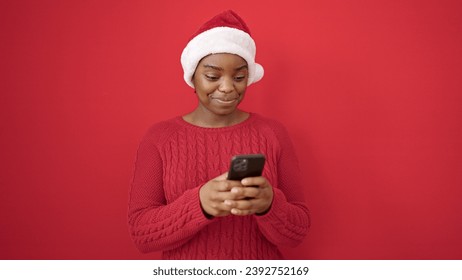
left=182, top=109, right=249, bottom=128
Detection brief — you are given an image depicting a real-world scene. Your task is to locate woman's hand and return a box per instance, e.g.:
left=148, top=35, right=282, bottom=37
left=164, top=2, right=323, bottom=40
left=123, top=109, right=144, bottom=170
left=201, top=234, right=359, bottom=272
left=199, top=174, right=274, bottom=218
left=224, top=176, right=274, bottom=216
left=199, top=172, right=245, bottom=218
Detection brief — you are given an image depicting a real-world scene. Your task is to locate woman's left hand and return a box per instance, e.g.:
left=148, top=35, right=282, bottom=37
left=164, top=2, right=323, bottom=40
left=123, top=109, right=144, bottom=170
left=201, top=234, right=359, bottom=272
left=224, top=176, right=274, bottom=216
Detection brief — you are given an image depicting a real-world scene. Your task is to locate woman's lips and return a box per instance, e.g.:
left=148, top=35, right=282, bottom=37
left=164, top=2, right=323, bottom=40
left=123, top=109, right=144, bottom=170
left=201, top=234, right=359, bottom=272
left=213, top=98, right=238, bottom=104
left=210, top=95, right=239, bottom=104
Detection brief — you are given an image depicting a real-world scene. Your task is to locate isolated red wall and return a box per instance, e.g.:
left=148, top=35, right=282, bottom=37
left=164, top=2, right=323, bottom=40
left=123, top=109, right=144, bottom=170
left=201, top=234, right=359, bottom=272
left=1, top=0, right=461, bottom=260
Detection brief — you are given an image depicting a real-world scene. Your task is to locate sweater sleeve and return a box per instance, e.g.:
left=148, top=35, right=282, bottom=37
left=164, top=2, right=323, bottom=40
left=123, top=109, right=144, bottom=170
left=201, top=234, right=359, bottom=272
left=255, top=121, right=311, bottom=247
left=127, top=129, right=213, bottom=253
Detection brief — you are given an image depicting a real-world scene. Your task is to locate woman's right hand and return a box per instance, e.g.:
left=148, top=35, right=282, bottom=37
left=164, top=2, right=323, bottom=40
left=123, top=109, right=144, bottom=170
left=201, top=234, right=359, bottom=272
left=199, top=172, right=245, bottom=218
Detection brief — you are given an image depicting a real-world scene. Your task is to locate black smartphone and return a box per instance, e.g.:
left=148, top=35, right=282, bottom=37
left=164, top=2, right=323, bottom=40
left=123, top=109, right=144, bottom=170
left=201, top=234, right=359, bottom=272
left=227, top=154, right=266, bottom=181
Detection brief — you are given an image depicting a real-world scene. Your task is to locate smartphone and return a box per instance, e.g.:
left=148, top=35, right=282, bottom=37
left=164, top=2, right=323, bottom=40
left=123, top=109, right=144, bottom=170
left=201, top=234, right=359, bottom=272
left=227, top=154, right=266, bottom=181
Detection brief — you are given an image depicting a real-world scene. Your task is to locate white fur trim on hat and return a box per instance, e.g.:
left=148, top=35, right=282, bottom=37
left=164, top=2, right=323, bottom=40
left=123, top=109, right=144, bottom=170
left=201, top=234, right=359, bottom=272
left=181, top=27, right=264, bottom=88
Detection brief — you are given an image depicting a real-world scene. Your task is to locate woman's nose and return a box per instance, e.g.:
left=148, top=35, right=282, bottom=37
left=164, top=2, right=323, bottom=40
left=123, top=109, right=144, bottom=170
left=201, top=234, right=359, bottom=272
left=218, top=77, right=234, bottom=93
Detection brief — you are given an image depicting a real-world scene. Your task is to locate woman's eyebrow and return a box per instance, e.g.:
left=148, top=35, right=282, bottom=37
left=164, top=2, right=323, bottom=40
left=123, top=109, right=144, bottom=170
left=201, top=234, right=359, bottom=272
left=202, top=64, right=248, bottom=71
left=235, top=65, right=248, bottom=71
left=203, top=64, right=223, bottom=71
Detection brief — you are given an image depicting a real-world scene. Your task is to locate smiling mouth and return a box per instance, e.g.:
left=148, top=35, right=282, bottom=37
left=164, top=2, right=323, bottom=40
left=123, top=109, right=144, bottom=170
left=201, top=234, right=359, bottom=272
left=213, top=98, right=238, bottom=104
left=210, top=95, right=239, bottom=104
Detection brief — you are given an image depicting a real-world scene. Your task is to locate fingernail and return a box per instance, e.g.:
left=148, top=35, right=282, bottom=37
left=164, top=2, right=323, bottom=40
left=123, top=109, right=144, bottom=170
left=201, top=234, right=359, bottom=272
left=224, top=200, right=232, bottom=205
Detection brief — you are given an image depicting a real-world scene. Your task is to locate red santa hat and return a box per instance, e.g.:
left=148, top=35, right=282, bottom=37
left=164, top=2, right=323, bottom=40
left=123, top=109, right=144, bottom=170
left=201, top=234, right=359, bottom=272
left=181, top=10, right=264, bottom=88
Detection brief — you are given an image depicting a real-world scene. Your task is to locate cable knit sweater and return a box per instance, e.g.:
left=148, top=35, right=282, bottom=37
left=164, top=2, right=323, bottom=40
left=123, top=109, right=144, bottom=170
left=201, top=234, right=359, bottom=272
left=128, top=113, right=310, bottom=259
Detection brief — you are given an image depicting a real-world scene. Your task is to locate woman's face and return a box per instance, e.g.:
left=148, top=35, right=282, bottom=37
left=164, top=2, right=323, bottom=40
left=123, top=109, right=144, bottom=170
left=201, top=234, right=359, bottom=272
left=192, top=53, right=249, bottom=117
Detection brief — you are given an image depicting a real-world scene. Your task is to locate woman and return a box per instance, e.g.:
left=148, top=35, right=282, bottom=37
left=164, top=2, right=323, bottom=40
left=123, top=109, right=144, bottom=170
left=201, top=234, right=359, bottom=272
left=128, top=10, right=310, bottom=259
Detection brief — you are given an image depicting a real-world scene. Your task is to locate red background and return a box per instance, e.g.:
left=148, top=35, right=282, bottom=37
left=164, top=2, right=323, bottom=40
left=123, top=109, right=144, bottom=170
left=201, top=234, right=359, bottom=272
left=1, top=0, right=461, bottom=260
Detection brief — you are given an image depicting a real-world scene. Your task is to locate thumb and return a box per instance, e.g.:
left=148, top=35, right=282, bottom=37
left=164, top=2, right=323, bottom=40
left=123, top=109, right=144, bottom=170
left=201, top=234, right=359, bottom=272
left=214, top=172, right=229, bottom=181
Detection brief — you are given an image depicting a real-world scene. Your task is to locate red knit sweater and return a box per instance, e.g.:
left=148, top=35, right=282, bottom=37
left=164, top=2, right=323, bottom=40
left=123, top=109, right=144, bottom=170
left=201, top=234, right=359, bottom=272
left=128, top=113, right=310, bottom=259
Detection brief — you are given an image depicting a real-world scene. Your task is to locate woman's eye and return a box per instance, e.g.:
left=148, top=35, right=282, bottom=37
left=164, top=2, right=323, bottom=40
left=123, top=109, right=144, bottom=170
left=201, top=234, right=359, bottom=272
left=234, top=76, right=245, bottom=81
left=205, top=75, right=219, bottom=81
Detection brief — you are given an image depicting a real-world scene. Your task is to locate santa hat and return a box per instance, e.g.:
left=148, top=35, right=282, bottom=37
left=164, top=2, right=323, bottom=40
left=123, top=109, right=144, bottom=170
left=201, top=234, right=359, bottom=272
left=180, top=10, right=264, bottom=88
